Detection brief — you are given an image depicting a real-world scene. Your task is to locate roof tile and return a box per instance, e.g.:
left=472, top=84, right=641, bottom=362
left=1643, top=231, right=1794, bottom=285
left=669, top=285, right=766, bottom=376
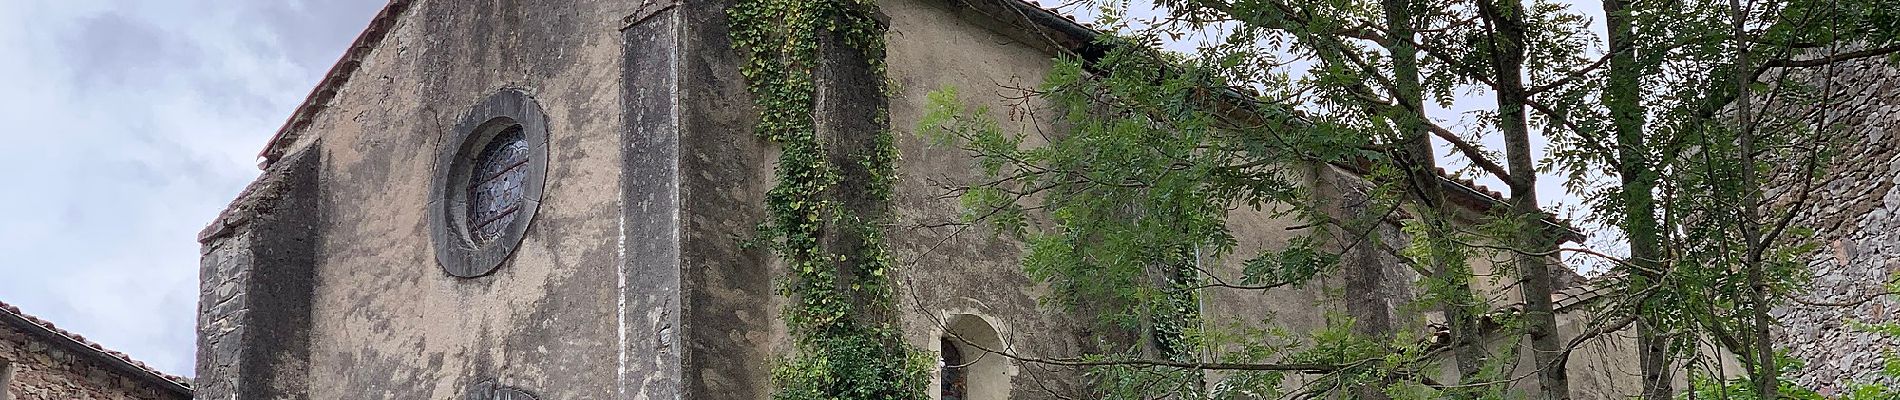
left=0, top=298, right=192, bottom=391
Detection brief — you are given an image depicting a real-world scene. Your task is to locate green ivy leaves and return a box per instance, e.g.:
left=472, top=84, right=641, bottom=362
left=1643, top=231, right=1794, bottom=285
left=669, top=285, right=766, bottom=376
left=728, top=0, right=929, bottom=398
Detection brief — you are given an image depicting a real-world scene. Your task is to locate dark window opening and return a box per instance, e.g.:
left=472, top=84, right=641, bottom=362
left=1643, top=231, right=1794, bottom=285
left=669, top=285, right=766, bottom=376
left=466, top=127, right=530, bottom=244
left=1155, top=257, right=1200, bottom=362
left=941, top=314, right=1008, bottom=399
left=940, top=337, right=967, bottom=400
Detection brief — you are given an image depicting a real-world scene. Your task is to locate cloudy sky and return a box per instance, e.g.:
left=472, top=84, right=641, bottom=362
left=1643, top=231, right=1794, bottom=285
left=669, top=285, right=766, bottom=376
left=0, top=0, right=384, bottom=376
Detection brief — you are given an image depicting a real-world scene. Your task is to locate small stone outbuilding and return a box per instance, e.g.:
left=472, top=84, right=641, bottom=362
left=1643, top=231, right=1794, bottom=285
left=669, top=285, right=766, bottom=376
left=0, top=300, right=191, bottom=400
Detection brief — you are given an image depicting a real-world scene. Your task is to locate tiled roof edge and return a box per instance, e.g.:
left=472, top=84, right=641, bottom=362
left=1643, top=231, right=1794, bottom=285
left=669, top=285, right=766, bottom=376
left=1552, top=274, right=1623, bottom=312
left=257, top=0, right=414, bottom=167
left=0, top=299, right=192, bottom=395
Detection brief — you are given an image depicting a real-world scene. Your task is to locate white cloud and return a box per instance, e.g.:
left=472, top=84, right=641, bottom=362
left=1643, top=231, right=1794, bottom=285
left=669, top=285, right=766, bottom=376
left=0, top=0, right=384, bottom=376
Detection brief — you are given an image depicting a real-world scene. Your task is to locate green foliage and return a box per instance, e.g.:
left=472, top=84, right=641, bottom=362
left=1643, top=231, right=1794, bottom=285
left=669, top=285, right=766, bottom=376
left=1833, top=282, right=1900, bottom=399
left=1683, top=370, right=1828, bottom=400
left=1080, top=314, right=1423, bottom=400
left=919, top=42, right=1364, bottom=329
left=727, top=0, right=928, bottom=398
left=1679, top=353, right=1900, bottom=400
left=922, top=0, right=1900, bottom=397
left=917, top=35, right=1482, bottom=397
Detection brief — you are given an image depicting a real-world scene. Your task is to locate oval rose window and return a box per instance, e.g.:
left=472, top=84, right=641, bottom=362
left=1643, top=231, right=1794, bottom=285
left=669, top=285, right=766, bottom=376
left=430, top=88, right=549, bottom=278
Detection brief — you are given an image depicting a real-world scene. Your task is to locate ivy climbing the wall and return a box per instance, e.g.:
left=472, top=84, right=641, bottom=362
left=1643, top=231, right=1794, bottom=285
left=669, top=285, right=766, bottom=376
left=727, top=0, right=931, bottom=398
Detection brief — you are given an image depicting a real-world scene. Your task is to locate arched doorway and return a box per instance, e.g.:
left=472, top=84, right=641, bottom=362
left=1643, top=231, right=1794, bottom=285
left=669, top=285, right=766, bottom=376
left=938, top=314, right=1009, bottom=399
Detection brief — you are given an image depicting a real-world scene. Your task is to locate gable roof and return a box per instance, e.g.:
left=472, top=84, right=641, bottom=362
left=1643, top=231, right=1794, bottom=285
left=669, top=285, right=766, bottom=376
left=256, top=0, right=414, bottom=166
left=0, top=299, right=193, bottom=396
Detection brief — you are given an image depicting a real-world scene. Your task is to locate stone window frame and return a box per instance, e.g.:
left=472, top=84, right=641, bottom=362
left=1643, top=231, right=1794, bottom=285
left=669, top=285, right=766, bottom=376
left=430, top=88, right=551, bottom=278
left=467, top=380, right=539, bottom=400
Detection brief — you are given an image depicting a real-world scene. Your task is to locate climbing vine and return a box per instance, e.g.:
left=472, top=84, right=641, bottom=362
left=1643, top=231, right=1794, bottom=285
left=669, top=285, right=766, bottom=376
left=728, top=0, right=931, bottom=398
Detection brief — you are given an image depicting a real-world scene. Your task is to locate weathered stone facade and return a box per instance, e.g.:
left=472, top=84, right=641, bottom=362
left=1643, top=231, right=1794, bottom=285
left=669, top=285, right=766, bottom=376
left=1776, top=56, right=1900, bottom=394
left=194, top=144, right=320, bottom=400
left=1, top=302, right=191, bottom=400
left=193, top=0, right=1664, bottom=398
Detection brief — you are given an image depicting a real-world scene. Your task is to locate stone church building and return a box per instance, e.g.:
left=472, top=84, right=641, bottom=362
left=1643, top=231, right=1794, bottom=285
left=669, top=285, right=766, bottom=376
left=189, top=0, right=1894, bottom=399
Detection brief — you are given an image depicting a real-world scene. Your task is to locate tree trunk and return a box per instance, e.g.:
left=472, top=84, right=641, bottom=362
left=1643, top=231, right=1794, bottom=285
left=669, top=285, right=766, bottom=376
left=1382, top=0, right=1489, bottom=396
left=1727, top=0, right=1779, bottom=396
left=1601, top=0, right=1675, bottom=397
left=1477, top=0, right=1570, bottom=397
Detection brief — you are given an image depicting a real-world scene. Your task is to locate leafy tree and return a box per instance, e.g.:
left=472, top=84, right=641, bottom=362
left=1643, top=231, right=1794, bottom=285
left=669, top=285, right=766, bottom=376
left=911, top=0, right=1900, bottom=398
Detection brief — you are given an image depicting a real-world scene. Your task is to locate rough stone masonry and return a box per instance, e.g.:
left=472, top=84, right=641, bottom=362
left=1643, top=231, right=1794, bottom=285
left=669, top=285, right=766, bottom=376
left=1, top=300, right=191, bottom=400
left=1775, top=54, right=1900, bottom=395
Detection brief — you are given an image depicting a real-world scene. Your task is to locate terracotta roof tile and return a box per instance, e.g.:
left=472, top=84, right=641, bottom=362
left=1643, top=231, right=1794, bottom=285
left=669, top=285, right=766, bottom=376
left=257, top=0, right=414, bottom=166
left=0, top=298, right=192, bottom=394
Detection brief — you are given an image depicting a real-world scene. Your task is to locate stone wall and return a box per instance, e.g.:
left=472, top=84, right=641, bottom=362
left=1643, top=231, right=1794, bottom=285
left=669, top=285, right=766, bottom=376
left=194, top=144, right=321, bottom=400
left=193, top=231, right=250, bottom=399
left=284, top=0, right=641, bottom=397
left=0, top=318, right=188, bottom=400
left=198, top=0, right=684, bottom=397
left=1776, top=56, right=1900, bottom=394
